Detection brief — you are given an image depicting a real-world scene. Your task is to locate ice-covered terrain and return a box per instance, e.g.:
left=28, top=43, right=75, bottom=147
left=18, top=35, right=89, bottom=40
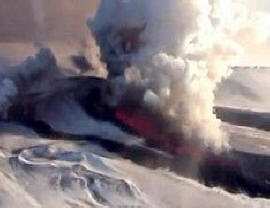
left=0, top=98, right=270, bottom=208
left=0, top=101, right=270, bottom=208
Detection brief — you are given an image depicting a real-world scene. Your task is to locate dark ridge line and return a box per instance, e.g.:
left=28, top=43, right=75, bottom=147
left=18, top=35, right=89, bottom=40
left=215, top=106, right=270, bottom=131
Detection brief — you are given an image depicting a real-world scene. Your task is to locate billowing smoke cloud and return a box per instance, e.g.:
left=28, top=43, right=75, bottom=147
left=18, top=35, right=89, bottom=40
left=229, top=3, right=270, bottom=44
left=0, top=48, right=62, bottom=118
left=90, top=0, right=270, bottom=148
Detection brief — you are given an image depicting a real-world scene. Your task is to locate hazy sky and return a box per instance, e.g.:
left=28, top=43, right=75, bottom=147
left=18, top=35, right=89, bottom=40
left=0, top=0, right=98, bottom=42
left=0, top=0, right=269, bottom=65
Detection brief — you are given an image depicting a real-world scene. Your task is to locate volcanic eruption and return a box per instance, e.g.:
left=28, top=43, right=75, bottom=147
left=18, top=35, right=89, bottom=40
left=0, top=0, right=270, bottom=205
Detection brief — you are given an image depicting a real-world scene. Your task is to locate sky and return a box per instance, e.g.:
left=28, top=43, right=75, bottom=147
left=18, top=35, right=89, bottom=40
left=0, top=0, right=98, bottom=42
left=0, top=0, right=269, bottom=66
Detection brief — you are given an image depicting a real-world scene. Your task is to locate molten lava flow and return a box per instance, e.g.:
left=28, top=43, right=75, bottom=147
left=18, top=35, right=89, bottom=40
left=116, top=105, right=199, bottom=154
left=115, top=105, right=237, bottom=167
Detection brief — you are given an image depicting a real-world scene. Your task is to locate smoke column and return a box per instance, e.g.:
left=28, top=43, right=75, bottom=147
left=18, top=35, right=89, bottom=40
left=90, top=0, right=270, bottom=148
left=30, top=0, right=46, bottom=48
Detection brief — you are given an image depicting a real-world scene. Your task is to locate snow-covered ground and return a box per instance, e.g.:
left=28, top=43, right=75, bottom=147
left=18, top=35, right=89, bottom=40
left=0, top=110, right=270, bottom=208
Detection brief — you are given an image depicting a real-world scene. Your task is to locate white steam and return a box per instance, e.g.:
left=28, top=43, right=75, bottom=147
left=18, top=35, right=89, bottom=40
left=91, top=0, right=270, bottom=148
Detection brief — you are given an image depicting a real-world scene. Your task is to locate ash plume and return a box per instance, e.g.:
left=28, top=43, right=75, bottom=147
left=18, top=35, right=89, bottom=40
left=90, top=0, right=270, bottom=149
left=0, top=48, right=62, bottom=118
left=0, top=0, right=268, bottom=150
left=30, top=0, right=46, bottom=48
